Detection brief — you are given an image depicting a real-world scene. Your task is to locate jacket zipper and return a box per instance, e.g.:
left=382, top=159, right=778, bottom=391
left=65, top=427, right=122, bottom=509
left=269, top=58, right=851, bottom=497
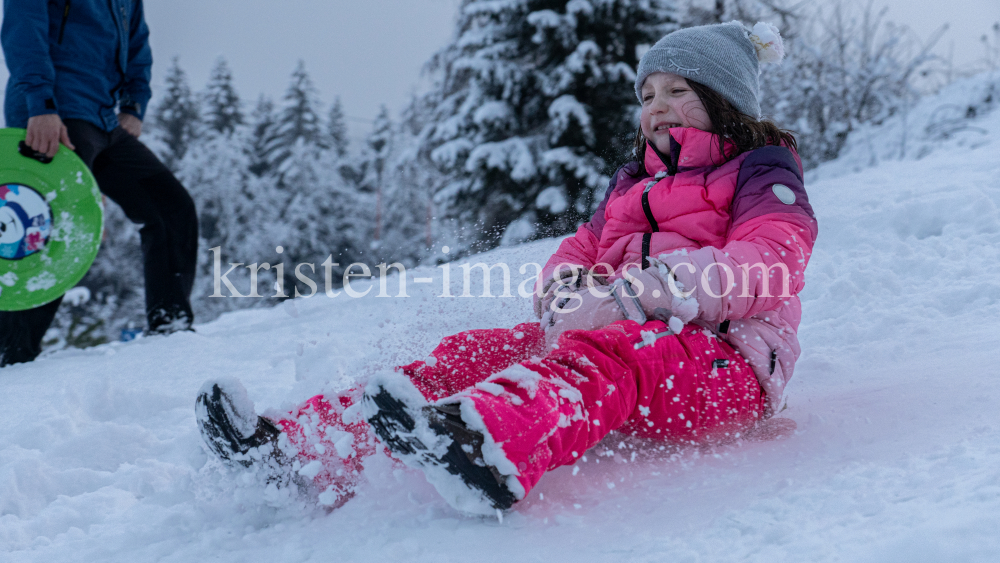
left=58, top=0, right=72, bottom=44
left=640, top=181, right=658, bottom=269
left=640, top=141, right=677, bottom=269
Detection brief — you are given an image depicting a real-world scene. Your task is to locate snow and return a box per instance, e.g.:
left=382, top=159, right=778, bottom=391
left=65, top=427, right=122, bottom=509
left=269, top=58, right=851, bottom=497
left=535, top=186, right=569, bottom=214
left=197, top=378, right=257, bottom=439
left=472, top=101, right=514, bottom=128
left=526, top=9, right=562, bottom=31
left=499, top=214, right=538, bottom=247
left=465, top=137, right=538, bottom=181
left=430, top=139, right=475, bottom=170
left=4, top=73, right=1000, bottom=561
left=548, top=94, right=595, bottom=145
left=62, top=287, right=91, bottom=307
left=486, top=364, right=543, bottom=400
left=24, top=271, right=56, bottom=292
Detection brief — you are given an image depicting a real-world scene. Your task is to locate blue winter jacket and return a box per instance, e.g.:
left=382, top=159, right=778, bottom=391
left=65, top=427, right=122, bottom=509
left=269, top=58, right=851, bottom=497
left=2, top=0, right=152, bottom=131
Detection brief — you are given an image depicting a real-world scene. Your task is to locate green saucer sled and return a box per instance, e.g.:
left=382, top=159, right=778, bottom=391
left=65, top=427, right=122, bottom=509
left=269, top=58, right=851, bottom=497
left=0, top=128, right=103, bottom=311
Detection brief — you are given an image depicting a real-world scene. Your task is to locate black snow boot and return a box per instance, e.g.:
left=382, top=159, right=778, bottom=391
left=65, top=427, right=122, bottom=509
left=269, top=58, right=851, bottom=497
left=196, top=379, right=281, bottom=467
left=364, top=384, right=517, bottom=512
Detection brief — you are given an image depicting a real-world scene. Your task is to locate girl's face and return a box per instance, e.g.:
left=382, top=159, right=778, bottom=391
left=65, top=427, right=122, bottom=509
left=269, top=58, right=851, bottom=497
left=639, top=72, right=711, bottom=153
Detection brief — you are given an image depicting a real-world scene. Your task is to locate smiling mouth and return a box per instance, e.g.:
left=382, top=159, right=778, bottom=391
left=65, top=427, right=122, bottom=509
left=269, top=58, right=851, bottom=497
left=653, top=123, right=682, bottom=131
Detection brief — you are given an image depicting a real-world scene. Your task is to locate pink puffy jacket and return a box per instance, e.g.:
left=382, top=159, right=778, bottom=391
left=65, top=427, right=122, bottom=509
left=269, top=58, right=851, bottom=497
left=537, top=127, right=818, bottom=414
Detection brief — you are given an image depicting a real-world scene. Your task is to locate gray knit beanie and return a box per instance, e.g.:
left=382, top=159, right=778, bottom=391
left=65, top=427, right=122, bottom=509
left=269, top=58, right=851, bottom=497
left=634, top=21, right=785, bottom=120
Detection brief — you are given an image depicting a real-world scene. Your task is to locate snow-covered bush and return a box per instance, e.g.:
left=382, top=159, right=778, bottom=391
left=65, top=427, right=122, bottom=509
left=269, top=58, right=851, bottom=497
left=815, top=69, right=1000, bottom=175
left=757, top=0, right=943, bottom=168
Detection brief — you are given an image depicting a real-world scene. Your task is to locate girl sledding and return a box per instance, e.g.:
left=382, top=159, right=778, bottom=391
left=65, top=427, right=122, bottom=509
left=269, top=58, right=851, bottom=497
left=196, top=20, right=817, bottom=516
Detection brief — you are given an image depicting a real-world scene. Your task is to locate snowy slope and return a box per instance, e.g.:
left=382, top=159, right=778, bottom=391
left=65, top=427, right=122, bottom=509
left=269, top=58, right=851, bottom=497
left=4, top=73, right=1000, bottom=562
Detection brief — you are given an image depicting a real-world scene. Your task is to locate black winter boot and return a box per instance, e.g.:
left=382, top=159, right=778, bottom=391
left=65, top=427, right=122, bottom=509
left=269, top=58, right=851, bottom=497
left=363, top=379, right=517, bottom=513
left=196, top=379, right=281, bottom=467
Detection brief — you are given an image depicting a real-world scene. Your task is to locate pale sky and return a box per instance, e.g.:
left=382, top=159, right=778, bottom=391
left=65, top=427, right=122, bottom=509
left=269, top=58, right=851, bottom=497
left=140, top=0, right=463, bottom=141
left=867, top=0, right=998, bottom=71
left=1, top=0, right=997, bottom=140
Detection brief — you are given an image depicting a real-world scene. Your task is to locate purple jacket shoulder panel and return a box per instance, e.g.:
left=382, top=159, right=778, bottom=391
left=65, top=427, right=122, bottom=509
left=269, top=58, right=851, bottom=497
left=731, top=146, right=814, bottom=228
left=582, top=161, right=643, bottom=241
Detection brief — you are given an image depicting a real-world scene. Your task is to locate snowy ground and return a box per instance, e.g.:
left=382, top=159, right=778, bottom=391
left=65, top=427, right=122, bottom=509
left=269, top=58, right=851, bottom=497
left=4, top=73, right=1000, bottom=562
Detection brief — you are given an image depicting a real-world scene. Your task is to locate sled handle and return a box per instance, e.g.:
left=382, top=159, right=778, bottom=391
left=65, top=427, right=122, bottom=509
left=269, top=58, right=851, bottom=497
left=17, top=141, right=53, bottom=164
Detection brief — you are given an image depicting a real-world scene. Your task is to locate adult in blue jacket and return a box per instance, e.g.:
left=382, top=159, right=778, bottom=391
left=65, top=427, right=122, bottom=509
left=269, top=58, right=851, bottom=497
left=1, top=0, right=198, bottom=367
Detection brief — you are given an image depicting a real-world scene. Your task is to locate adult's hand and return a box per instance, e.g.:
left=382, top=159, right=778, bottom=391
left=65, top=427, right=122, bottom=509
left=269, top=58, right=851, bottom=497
left=25, top=114, right=75, bottom=158
left=119, top=113, right=143, bottom=138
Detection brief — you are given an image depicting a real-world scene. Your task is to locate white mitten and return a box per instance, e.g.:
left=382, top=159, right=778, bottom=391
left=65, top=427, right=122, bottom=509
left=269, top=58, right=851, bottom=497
left=534, top=266, right=608, bottom=320
left=625, top=261, right=700, bottom=326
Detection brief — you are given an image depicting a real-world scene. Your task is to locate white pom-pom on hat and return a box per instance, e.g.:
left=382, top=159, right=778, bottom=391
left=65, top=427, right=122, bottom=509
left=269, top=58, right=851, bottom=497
left=749, top=22, right=784, bottom=64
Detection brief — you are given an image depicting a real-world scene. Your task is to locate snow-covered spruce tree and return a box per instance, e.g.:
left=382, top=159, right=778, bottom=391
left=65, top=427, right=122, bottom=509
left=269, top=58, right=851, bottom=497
left=268, top=63, right=370, bottom=294
left=203, top=57, right=244, bottom=136
left=186, top=56, right=247, bottom=246
left=269, top=60, right=327, bottom=172
left=327, top=96, right=363, bottom=187
left=361, top=106, right=393, bottom=248
left=247, top=95, right=280, bottom=177
left=412, top=0, right=678, bottom=251
left=328, top=97, right=349, bottom=158
left=151, top=56, right=200, bottom=171
left=353, top=105, right=428, bottom=266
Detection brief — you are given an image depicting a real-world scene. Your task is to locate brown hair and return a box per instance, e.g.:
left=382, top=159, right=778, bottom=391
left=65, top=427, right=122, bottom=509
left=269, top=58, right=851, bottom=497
left=630, top=79, right=797, bottom=176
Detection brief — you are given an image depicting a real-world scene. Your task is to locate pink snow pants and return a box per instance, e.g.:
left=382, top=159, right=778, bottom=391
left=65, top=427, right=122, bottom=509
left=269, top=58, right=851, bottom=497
left=269, top=320, right=766, bottom=502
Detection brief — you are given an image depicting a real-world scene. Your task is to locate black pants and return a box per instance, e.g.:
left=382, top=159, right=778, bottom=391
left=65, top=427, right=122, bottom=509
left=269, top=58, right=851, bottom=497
left=0, top=119, right=198, bottom=366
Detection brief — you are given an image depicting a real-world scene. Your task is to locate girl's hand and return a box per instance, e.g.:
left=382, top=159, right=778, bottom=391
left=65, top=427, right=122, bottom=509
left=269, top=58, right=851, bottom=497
left=541, top=269, right=699, bottom=348
left=543, top=287, right=625, bottom=349
left=534, top=266, right=607, bottom=319
left=625, top=265, right=699, bottom=325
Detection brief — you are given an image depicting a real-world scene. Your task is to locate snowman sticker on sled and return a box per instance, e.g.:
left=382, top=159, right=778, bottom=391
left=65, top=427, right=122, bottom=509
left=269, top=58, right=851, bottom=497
left=0, top=183, right=53, bottom=260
